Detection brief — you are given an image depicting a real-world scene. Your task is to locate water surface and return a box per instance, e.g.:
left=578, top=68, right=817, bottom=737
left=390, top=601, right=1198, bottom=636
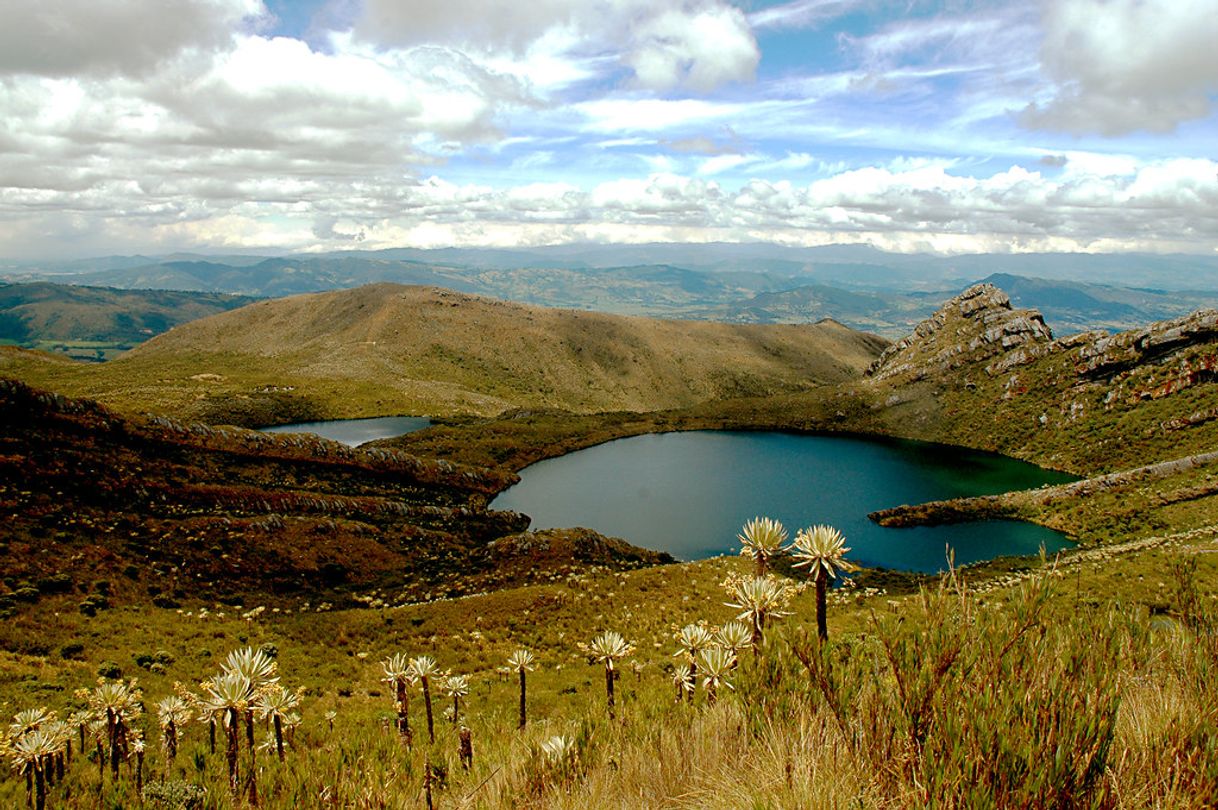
left=491, top=431, right=1075, bottom=572
left=261, top=416, right=431, bottom=447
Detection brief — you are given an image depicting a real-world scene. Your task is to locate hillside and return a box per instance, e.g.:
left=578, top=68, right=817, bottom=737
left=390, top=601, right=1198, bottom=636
left=797, top=284, right=1218, bottom=544
left=0, top=378, right=671, bottom=612
left=0, top=282, right=255, bottom=360
left=858, top=284, right=1218, bottom=473
left=1, top=283, right=887, bottom=423
left=4, top=282, right=1218, bottom=808
left=11, top=249, right=1218, bottom=340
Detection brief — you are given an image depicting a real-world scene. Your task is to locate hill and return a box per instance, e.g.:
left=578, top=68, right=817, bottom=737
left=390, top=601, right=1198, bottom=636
left=11, top=248, right=1218, bottom=340
left=0, top=378, right=670, bottom=611
left=0, top=282, right=255, bottom=360
left=977, top=272, right=1218, bottom=335
left=807, top=284, right=1218, bottom=544
left=857, top=284, right=1218, bottom=473
left=1, top=283, right=887, bottom=423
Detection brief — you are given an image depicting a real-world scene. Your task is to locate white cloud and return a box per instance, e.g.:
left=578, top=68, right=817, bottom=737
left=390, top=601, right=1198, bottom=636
left=352, top=0, right=758, bottom=93
left=576, top=98, right=761, bottom=133
left=749, top=0, right=868, bottom=31
left=8, top=158, right=1216, bottom=258
left=1023, top=0, right=1218, bottom=134
left=697, top=154, right=760, bottom=175
left=0, top=0, right=265, bottom=77
left=0, top=1, right=1212, bottom=261
left=624, top=4, right=759, bottom=92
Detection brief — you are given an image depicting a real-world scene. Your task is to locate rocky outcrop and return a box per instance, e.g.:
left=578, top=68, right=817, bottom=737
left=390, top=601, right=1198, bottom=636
left=866, top=285, right=1053, bottom=383
left=1074, top=310, right=1218, bottom=379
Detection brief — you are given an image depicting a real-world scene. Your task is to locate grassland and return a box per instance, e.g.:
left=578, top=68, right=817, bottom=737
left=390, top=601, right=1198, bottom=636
left=7, top=282, right=1218, bottom=806
left=3, top=527, right=1216, bottom=808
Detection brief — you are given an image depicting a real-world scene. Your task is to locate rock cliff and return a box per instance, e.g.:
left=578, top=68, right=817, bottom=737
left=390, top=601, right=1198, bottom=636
left=866, top=284, right=1053, bottom=384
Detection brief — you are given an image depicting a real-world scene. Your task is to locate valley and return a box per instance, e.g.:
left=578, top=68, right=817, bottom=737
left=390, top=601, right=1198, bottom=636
left=4, top=275, right=1218, bottom=808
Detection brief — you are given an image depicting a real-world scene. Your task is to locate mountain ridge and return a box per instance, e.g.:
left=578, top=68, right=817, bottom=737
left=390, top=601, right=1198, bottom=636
left=1, top=282, right=888, bottom=424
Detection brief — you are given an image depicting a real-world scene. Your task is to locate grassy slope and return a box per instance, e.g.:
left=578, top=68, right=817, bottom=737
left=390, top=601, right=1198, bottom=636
left=0, top=283, right=887, bottom=424
left=2, top=527, right=1215, bottom=808
left=8, top=284, right=1218, bottom=806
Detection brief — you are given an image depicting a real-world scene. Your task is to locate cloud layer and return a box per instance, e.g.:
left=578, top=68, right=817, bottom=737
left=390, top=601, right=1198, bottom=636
left=0, top=0, right=1213, bottom=259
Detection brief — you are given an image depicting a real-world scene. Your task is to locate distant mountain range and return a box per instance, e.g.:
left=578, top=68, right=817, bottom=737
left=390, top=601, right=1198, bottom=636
left=4, top=245, right=1218, bottom=346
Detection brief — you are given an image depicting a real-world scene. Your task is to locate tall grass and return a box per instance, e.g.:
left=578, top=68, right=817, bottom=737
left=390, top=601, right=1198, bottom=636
left=4, top=552, right=1218, bottom=808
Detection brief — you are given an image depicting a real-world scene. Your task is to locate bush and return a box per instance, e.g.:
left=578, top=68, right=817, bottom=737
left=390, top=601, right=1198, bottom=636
left=60, top=642, right=85, bottom=659
left=97, top=661, right=122, bottom=679
left=143, top=780, right=207, bottom=810
left=36, top=573, right=73, bottom=594
left=78, top=594, right=109, bottom=616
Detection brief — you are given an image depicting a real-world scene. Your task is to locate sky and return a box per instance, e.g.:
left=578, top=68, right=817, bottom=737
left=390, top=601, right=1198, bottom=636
left=1, top=0, right=1216, bottom=260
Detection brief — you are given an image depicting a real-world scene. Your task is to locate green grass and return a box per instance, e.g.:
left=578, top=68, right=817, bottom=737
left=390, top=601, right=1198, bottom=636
left=4, top=536, right=1218, bottom=808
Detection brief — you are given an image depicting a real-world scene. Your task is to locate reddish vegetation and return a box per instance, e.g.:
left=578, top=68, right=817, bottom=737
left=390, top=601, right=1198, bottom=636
left=0, top=378, right=546, bottom=609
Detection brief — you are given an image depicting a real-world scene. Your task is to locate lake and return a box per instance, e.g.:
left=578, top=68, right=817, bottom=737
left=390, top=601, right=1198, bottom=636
left=260, top=416, right=431, bottom=447
left=491, top=431, right=1076, bottom=572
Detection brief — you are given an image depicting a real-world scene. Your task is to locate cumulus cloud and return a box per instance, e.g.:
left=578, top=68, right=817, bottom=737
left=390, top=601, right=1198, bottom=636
left=0, top=33, right=531, bottom=202
left=10, top=157, right=1215, bottom=258
left=294, top=159, right=1213, bottom=254
left=353, top=0, right=758, bottom=92
left=0, top=0, right=264, bottom=77
left=1023, top=0, right=1218, bottom=134
left=624, top=4, right=759, bottom=92
left=0, top=1, right=1212, bottom=261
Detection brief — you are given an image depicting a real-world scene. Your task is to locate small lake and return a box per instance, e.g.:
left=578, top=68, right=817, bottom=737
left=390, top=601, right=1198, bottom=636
left=260, top=416, right=431, bottom=447
left=491, top=431, right=1076, bottom=572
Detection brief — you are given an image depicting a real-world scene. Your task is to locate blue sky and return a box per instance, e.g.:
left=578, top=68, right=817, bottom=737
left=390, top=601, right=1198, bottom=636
left=0, top=0, right=1215, bottom=258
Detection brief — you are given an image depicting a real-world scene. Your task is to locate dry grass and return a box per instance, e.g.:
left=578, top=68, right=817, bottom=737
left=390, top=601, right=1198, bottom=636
left=0, top=284, right=886, bottom=424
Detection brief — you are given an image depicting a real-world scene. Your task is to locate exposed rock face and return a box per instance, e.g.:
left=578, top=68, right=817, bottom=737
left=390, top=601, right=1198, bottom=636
left=866, top=284, right=1053, bottom=383
left=1074, top=310, right=1218, bottom=379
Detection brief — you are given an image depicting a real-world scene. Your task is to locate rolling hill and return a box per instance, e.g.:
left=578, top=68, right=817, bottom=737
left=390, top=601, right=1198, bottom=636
left=1, top=283, right=888, bottom=424
left=0, top=282, right=256, bottom=360
left=9, top=248, right=1218, bottom=341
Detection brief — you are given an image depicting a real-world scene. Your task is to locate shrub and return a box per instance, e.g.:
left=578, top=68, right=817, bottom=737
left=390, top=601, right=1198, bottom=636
left=79, top=594, right=109, bottom=616
left=143, top=780, right=208, bottom=810
left=36, top=573, right=73, bottom=594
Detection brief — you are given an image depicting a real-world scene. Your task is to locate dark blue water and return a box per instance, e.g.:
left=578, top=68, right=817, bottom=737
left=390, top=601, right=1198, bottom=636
left=261, top=416, right=431, bottom=447
left=491, top=431, right=1076, bottom=572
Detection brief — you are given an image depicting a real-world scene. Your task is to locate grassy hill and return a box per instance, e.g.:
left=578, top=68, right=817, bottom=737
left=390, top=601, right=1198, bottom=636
left=5, top=281, right=1218, bottom=807
left=0, top=283, right=887, bottom=424
left=0, top=282, right=255, bottom=361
